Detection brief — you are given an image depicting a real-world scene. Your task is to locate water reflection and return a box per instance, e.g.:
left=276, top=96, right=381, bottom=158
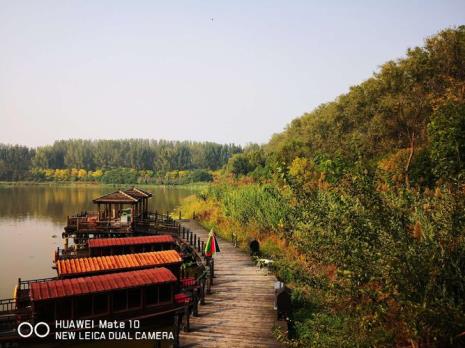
left=0, top=185, right=195, bottom=298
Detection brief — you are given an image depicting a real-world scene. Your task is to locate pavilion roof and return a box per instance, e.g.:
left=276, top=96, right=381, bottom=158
left=92, top=187, right=152, bottom=204
left=124, top=187, right=153, bottom=199
left=93, top=190, right=139, bottom=204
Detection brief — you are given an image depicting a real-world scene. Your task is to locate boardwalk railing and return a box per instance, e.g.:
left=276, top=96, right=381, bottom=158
left=65, top=211, right=176, bottom=234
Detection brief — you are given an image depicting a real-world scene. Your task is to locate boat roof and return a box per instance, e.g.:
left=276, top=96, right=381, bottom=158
left=30, top=267, right=176, bottom=301
left=88, top=235, right=175, bottom=249
left=56, top=250, right=182, bottom=277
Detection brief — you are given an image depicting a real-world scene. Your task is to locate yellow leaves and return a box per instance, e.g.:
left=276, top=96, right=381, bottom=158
left=70, top=168, right=79, bottom=177
left=288, top=157, right=329, bottom=191
left=91, top=169, right=103, bottom=178
left=289, top=157, right=310, bottom=177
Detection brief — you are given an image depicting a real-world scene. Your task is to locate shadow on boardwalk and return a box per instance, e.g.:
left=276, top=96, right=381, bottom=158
left=178, top=220, right=283, bottom=348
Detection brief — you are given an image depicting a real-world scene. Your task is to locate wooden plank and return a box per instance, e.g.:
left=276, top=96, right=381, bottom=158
left=178, top=220, right=283, bottom=348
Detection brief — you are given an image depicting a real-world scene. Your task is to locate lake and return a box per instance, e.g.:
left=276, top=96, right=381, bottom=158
left=0, top=184, right=196, bottom=299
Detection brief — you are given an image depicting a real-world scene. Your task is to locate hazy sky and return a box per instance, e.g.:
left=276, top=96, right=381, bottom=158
left=0, top=1, right=464, bottom=147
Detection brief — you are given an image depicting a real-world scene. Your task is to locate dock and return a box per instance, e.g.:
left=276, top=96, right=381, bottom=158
left=178, top=220, right=283, bottom=348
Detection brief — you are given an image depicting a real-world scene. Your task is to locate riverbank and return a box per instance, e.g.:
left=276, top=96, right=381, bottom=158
left=173, top=179, right=465, bottom=347
left=0, top=181, right=210, bottom=190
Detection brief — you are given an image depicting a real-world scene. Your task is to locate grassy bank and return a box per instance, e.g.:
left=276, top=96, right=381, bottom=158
left=174, top=179, right=465, bottom=347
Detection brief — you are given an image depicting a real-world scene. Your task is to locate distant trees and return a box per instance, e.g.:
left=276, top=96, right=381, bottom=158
left=0, top=145, right=35, bottom=180
left=0, top=139, right=241, bottom=182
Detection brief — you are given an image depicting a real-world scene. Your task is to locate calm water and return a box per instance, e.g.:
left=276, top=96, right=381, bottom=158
left=0, top=184, right=195, bottom=299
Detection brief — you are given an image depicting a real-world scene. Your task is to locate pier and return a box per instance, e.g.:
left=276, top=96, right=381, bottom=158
left=178, top=220, right=283, bottom=348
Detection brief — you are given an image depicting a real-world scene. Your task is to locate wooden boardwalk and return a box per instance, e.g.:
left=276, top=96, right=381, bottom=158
left=178, top=220, right=283, bottom=348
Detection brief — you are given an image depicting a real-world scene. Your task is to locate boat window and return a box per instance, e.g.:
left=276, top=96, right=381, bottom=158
left=74, top=295, right=93, bottom=317
left=113, top=290, right=127, bottom=312
left=128, top=288, right=141, bottom=309
left=55, top=298, right=73, bottom=319
left=144, top=285, right=158, bottom=306
left=93, top=293, right=109, bottom=315
left=159, top=284, right=171, bottom=303
left=35, top=301, right=55, bottom=322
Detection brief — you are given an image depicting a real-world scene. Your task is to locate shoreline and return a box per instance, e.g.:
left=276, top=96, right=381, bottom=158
left=0, top=181, right=210, bottom=190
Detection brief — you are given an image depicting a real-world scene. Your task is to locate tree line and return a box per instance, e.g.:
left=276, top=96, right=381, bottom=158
left=0, top=139, right=242, bottom=181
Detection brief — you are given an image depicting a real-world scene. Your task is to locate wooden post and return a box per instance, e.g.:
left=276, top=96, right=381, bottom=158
left=211, top=258, right=215, bottom=283
left=207, top=274, right=212, bottom=294
left=17, top=278, right=21, bottom=299
left=189, top=231, right=193, bottom=245
left=194, top=234, right=197, bottom=246
left=173, top=314, right=180, bottom=348
left=183, top=305, right=190, bottom=332
left=197, top=238, right=201, bottom=252
left=201, top=241, right=205, bottom=256
left=179, top=211, right=182, bottom=220
left=193, top=289, right=199, bottom=317
left=200, top=277, right=206, bottom=305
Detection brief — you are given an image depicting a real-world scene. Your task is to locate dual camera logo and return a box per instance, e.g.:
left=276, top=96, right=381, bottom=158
left=17, top=322, right=50, bottom=338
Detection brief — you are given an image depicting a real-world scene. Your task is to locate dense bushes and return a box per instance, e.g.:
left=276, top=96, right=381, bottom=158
left=428, top=102, right=465, bottom=181
left=179, top=171, right=465, bottom=346
left=286, top=167, right=465, bottom=346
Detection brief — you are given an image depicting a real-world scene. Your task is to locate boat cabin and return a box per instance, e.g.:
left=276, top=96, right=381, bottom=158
left=29, top=268, right=180, bottom=327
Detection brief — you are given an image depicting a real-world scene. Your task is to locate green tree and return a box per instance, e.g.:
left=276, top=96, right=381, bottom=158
left=428, top=102, right=465, bottom=181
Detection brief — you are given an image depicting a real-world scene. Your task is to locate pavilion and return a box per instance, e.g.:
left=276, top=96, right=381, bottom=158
left=92, top=187, right=153, bottom=224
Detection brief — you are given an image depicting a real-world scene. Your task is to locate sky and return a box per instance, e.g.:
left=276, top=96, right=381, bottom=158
left=0, top=1, right=464, bottom=147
